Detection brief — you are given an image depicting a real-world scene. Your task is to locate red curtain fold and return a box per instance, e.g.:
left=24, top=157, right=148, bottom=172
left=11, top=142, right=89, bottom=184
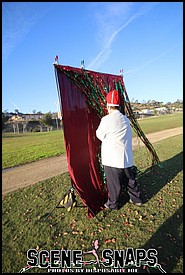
left=55, top=65, right=123, bottom=217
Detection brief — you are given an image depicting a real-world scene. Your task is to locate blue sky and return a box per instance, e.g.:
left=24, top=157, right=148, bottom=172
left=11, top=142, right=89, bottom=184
left=2, top=2, right=183, bottom=114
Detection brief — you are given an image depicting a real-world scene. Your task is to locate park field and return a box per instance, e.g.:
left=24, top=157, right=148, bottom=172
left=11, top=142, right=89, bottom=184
left=2, top=112, right=183, bottom=273
left=2, top=112, right=183, bottom=169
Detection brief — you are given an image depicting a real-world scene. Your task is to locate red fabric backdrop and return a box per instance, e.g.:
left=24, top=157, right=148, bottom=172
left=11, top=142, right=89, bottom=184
left=55, top=65, right=124, bottom=217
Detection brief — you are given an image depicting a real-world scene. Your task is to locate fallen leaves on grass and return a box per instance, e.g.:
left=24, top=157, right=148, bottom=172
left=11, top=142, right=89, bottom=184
left=69, top=219, right=77, bottom=229
left=13, top=236, right=17, bottom=241
left=72, top=231, right=79, bottom=235
left=105, top=238, right=116, bottom=244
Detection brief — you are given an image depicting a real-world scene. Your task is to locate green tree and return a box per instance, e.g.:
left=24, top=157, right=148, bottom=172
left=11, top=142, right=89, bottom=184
left=40, top=112, right=53, bottom=131
left=2, top=112, right=9, bottom=130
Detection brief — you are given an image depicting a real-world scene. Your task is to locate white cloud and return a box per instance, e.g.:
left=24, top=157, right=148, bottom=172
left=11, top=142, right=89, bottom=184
left=2, top=2, right=58, bottom=62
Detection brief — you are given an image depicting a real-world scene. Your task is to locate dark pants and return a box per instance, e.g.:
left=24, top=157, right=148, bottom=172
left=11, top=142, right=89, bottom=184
left=104, top=165, right=142, bottom=210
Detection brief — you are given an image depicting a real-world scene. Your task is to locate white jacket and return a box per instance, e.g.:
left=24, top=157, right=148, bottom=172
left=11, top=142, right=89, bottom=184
left=96, top=110, right=133, bottom=168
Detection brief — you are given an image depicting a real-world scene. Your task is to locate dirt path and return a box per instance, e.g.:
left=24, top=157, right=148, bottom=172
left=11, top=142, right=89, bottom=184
left=2, top=126, right=183, bottom=196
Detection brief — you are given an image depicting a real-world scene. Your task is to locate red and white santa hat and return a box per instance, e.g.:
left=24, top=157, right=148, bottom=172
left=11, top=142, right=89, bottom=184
left=106, top=90, right=120, bottom=106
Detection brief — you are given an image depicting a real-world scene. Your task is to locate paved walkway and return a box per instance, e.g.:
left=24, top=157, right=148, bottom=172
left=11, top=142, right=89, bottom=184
left=2, top=126, right=183, bottom=195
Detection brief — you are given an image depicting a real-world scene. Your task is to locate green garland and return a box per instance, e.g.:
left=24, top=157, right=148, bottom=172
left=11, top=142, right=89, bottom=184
left=117, top=80, right=160, bottom=168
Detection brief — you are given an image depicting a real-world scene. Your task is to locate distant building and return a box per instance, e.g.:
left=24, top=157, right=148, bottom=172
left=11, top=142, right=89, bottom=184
left=11, top=113, right=45, bottom=121
left=155, top=107, right=168, bottom=114
left=141, top=109, right=152, bottom=115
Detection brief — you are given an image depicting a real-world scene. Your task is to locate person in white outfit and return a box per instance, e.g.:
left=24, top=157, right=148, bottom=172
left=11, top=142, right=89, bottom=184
left=96, top=89, right=142, bottom=210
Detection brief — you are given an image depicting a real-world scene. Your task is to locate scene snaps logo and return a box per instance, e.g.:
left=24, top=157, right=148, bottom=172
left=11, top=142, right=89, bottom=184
left=19, top=239, right=166, bottom=273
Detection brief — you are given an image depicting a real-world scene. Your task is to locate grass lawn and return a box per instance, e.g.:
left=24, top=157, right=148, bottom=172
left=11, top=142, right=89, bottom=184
left=132, top=112, right=183, bottom=137
left=2, top=113, right=183, bottom=169
left=2, top=134, right=183, bottom=273
left=2, top=130, right=65, bottom=169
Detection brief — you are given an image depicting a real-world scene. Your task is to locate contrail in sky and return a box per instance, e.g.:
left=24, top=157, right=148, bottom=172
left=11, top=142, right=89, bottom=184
left=123, top=43, right=182, bottom=78
left=87, top=15, right=137, bottom=69
left=87, top=2, right=159, bottom=70
left=10, top=100, right=21, bottom=111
